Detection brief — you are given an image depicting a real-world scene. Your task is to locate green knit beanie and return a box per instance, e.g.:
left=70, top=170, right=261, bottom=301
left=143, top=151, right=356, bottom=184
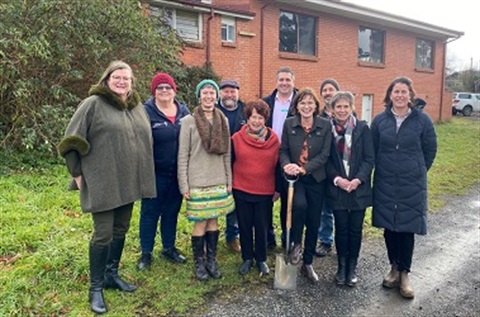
left=195, top=79, right=219, bottom=99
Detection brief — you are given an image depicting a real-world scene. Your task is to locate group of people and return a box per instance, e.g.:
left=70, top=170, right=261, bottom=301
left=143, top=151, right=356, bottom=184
left=58, top=61, right=437, bottom=314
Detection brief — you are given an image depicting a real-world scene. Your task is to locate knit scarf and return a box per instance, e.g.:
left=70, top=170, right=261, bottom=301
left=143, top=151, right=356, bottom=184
left=332, top=115, right=356, bottom=176
left=194, top=106, right=230, bottom=154
left=246, top=125, right=268, bottom=142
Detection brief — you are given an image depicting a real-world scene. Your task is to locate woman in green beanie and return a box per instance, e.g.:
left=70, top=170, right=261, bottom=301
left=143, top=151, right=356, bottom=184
left=177, top=79, right=235, bottom=280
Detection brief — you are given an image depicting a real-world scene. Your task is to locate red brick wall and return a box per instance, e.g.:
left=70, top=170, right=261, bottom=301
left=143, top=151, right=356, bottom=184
left=166, top=0, right=450, bottom=122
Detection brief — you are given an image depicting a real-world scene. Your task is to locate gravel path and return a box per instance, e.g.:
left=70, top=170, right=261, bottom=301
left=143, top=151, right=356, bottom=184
left=201, top=183, right=480, bottom=317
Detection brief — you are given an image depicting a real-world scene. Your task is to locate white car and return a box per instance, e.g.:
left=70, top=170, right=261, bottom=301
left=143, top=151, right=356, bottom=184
left=452, top=92, right=480, bottom=116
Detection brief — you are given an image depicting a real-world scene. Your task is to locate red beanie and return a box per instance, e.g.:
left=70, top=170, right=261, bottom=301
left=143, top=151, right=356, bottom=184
left=150, top=73, right=177, bottom=95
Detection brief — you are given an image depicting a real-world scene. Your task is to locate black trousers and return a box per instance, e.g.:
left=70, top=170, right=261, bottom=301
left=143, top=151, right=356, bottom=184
left=291, top=176, right=326, bottom=265
left=384, top=229, right=415, bottom=272
left=333, top=209, right=366, bottom=259
left=91, top=203, right=134, bottom=246
left=235, top=193, right=270, bottom=262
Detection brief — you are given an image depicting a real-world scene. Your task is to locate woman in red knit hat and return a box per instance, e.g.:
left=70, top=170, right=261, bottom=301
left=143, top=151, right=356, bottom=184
left=137, top=72, right=190, bottom=270
left=231, top=99, right=280, bottom=276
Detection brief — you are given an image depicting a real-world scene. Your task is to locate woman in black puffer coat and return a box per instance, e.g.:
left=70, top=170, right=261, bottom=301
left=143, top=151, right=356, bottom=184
left=371, top=77, right=437, bottom=299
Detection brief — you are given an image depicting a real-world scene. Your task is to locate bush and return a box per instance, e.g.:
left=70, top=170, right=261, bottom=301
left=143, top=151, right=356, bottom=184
left=0, top=0, right=220, bottom=157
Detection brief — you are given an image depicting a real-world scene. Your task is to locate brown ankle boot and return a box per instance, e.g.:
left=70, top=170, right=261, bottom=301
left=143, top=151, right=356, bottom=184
left=382, top=263, right=400, bottom=288
left=399, top=272, right=415, bottom=299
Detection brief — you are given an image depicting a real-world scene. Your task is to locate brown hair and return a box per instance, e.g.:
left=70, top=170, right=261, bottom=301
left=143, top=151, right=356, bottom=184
left=291, top=87, right=320, bottom=116
left=244, top=99, right=271, bottom=121
left=383, top=76, right=416, bottom=108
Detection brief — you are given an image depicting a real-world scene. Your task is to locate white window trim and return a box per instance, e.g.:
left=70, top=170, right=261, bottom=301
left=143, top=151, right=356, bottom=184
left=221, top=16, right=236, bottom=43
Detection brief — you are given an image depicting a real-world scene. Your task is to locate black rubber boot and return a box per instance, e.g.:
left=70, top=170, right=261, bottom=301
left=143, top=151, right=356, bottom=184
left=104, top=238, right=137, bottom=292
left=335, top=256, right=347, bottom=285
left=191, top=235, right=209, bottom=281
left=205, top=230, right=222, bottom=279
left=89, top=243, right=109, bottom=314
left=346, top=257, right=358, bottom=287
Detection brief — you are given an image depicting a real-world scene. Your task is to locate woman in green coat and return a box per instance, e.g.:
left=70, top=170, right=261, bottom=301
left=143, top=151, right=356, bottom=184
left=57, top=61, right=156, bottom=314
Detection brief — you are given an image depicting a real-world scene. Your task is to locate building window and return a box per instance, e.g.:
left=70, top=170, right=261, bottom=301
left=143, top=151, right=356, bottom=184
left=221, top=16, right=235, bottom=43
left=416, top=38, right=434, bottom=69
left=279, top=10, right=316, bottom=56
left=358, top=26, right=385, bottom=63
left=153, top=7, right=202, bottom=42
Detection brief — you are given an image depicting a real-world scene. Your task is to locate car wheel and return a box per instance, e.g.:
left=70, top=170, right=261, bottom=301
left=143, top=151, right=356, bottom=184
left=452, top=108, right=458, bottom=115
left=462, top=105, right=473, bottom=117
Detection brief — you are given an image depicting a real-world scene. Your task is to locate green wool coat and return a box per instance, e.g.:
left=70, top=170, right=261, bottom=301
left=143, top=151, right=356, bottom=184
left=57, top=86, right=156, bottom=213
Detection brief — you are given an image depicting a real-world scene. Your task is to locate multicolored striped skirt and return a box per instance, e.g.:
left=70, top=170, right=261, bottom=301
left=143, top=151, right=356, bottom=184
left=186, top=184, right=235, bottom=222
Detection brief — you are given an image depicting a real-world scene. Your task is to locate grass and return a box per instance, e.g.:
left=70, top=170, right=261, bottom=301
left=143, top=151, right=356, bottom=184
left=1, top=117, right=479, bottom=316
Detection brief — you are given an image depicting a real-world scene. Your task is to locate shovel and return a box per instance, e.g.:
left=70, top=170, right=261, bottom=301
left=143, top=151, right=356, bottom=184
left=274, top=175, right=298, bottom=290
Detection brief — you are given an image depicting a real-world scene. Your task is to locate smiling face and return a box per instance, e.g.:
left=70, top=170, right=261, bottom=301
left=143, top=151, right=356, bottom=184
left=199, top=85, right=217, bottom=111
left=276, top=72, right=294, bottom=97
left=247, top=108, right=266, bottom=133
left=296, top=94, right=316, bottom=120
left=220, top=87, right=239, bottom=109
left=155, top=84, right=175, bottom=104
left=333, top=98, right=353, bottom=124
left=390, top=83, right=411, bottom=113
left=107, top=69, right=132, bottom=100
left=321, top=83, right=338, bottom=109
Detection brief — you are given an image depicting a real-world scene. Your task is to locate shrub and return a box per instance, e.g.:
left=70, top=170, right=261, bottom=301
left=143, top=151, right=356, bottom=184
left=0, top=0, right=220, bottom=157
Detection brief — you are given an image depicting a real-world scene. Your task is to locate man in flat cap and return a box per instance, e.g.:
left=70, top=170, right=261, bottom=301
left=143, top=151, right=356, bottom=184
left=216, top=80, right=246, bottom=253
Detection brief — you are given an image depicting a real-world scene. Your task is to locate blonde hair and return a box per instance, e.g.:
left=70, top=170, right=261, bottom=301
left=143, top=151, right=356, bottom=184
left=330, top=91, right=355, bottom=111
left=96, top=61, right=135, bottom=96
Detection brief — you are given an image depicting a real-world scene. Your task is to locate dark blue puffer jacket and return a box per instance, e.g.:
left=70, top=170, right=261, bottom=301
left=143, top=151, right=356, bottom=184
left=371, top=107, right=437, bottom=235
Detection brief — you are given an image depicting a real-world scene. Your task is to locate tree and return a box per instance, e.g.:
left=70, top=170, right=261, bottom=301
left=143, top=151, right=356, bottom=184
left=0, top=0, right=217, bottom=156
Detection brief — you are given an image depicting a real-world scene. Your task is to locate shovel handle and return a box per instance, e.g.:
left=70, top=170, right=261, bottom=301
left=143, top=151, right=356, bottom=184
left=286, top=183, right=294, bottom=230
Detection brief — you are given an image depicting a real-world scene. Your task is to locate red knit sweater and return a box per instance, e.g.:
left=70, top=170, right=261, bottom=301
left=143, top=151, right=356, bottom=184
left=232, top=125, right=280, bottom=195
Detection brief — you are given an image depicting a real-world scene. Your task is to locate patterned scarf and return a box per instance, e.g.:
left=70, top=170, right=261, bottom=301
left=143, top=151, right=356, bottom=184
left=194, top=106, right=230, bottom=155
left=246, top=125, right=268, bottom=142
left=332, top=115, right=356, bottom=176
left=298, top=126, right=312, bottom=167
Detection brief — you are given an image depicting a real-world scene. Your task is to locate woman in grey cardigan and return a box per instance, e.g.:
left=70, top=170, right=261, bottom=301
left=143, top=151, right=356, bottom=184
left=177, top=79, right=235, bottom=281
left=57, top=61, right=156, bottom=314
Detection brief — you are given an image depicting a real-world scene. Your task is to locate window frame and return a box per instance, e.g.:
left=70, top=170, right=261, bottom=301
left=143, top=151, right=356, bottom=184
left=357, top=26, right=385, bottom=64
left=279, top=10, right=317, bottom=56
left=415, top=38, right=435, bottom=70
left=163, top=7, right=203, bottom=43
left=221, top=16, right=236, bottom=43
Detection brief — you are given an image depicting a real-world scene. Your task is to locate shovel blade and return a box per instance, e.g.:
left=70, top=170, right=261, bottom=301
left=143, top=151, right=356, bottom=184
left=274, top=253, right=297, bottom=290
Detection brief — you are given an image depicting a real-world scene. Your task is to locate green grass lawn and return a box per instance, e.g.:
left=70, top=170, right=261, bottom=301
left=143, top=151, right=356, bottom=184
left=0, top=117, right=479, bottom=316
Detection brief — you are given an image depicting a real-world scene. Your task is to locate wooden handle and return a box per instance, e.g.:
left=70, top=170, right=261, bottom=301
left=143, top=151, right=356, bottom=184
left=286, top=184, right=294, bottom=229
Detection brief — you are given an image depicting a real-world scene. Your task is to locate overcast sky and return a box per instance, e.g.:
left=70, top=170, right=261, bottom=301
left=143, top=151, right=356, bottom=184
left=344, top=0, right=480, bottom=70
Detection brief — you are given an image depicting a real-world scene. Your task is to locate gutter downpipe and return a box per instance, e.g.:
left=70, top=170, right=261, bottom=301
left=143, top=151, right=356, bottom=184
left=260, top=1, right=274, bottom=97
left=206, top=7, right=214, bottom=68
left=440, top=36, right=461, bottom=121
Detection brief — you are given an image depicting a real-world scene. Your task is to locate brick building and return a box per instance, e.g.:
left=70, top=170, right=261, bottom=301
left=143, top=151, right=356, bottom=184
left=145, top=0, right=463, bottom=122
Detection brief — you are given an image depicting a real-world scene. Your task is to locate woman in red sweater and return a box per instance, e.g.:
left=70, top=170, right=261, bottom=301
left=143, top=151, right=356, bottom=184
left=232, top=100, right=280, bottom=276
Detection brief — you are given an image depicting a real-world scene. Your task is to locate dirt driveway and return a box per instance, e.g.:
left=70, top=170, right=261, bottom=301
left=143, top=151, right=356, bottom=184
left=202, top=184, right=480, bottom=317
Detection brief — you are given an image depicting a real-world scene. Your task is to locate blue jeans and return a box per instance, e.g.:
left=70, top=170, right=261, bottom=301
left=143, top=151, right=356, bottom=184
left=225, top=210, right=239, bottom=243
left=318, top=199, right=334, bottom=246
left=139, top=175, right=182, bottom=253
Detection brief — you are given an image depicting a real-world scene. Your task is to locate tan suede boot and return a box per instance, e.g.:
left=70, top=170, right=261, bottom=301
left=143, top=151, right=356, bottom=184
left=399, top=272, right=415, bottom=299
left=382, top=263, right=400, bottom=288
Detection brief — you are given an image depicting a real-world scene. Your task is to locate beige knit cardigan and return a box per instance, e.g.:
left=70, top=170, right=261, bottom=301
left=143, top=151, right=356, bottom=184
left=177, top=114, right=232, bottom=194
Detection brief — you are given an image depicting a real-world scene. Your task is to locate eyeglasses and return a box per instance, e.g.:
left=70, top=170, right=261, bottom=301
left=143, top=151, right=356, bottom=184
left=156, top=85, right=173, bottom=91
left=110, top=75, right=132, bottom=82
